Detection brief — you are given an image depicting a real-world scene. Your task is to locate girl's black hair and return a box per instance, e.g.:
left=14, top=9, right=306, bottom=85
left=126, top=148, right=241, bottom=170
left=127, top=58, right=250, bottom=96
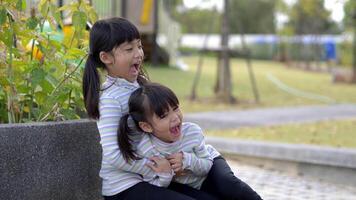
left=82, top=17, right=149, bottom=119
left=118, top=82, right=179, bottom=162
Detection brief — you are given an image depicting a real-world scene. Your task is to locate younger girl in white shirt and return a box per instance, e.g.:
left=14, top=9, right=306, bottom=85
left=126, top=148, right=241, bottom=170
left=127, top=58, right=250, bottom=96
left=119, top=82, right=262, bottom=200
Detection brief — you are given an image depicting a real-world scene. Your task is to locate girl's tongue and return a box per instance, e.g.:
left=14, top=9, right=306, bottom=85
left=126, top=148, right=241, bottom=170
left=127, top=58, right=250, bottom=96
left=170, top=125, right=181, bottom=137
left=130, top=64, right=139, bottom=75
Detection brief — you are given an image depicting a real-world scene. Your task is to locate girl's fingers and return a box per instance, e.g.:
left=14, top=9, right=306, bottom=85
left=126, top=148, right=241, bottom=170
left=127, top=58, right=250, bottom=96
left=168, top=158, right=177, bottom=164
left=149, top=156, right=160, bottom=163
left=146, top=162, right=157, bottom=171
left=173, top=167, right=180, bottom=172
left=171, top=163, right=182, bottom=171
left=147, top=157, right=160, bottom=171
left=169, top=159, right=182, bottom=166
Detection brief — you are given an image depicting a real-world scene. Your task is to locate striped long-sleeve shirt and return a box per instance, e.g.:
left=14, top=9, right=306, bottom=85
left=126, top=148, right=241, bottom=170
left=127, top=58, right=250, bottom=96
left=97, top=76, right=158, bottom=196
left=97, top=76, right=220, bottom=196
left=136, top=122, right=219, bottom=189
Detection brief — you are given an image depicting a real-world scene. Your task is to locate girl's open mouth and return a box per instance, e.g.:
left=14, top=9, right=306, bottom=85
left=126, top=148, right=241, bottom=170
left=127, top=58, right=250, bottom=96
left=170, top=124, right=181, bottom=137
left=130, top=63, right=140, bottom=75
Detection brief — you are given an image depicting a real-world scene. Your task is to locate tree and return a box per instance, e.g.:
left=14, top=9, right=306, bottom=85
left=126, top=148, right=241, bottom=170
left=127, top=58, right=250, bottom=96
left=170, top=0, right=276, bottom=34
left=215, top=0, right=235, bottom=103
left=343, top=0, right=356, bottom=30
left=288, top=0, right=337, bottom=34
left=343, top=0, right=356, bottom=82
left=285, top=0, right=339, bottom=69
left=171, top=8, right=221, bottom=33
left=228, top=0, right=276, bottom=34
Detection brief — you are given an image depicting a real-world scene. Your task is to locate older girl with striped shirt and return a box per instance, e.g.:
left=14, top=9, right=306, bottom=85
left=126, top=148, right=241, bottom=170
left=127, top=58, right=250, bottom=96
left=83, top=17, right=216, bottom=200
left=118, top=82, right=262, bottom=200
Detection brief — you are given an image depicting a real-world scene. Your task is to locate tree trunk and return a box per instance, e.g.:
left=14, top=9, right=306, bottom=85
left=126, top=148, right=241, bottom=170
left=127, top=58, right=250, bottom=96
left=353, top=12, right=356, bottom=83
left=215, top=0, right=235, bottom=103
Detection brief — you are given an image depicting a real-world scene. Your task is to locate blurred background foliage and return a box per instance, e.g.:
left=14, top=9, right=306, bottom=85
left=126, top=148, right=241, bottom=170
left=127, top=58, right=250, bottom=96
left=0, top=0, right=97, bottom=123
left=0, top=0, right=355, bottom=124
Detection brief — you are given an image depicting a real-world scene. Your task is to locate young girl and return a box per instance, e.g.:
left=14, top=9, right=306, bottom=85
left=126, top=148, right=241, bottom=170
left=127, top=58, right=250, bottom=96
left=119, top=82, right=263, bottom=200
left=82, top=17, right=216, bottom=200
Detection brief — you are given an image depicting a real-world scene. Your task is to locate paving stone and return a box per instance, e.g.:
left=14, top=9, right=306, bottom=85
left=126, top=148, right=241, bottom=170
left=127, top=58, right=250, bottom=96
left=227, top=159, right=356, bottom=200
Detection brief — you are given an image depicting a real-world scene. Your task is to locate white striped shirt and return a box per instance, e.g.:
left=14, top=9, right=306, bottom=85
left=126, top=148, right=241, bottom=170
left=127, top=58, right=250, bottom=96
left=136, top=122, right=220, bottom=189
left=97, top=76, right=220, bottom=195
left=97, top=76, right=157, bottom=196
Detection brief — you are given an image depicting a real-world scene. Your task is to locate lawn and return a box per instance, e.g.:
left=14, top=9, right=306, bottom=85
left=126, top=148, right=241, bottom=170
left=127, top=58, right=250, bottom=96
left=205, top=118, right=356, bottom=148
left=145, top=56, right=356, bottom=148
left=146, top=56, right=356, bottom=113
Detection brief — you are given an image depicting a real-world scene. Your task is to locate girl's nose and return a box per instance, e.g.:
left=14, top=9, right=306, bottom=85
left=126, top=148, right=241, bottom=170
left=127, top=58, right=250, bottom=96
left=172, top=113, right=180, bottom=122
left=134, top=47, right=144, bottom=59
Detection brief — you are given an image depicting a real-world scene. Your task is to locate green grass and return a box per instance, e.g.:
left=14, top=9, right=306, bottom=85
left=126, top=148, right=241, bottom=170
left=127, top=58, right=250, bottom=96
left=146, top=56, right=356, bottom=113
left=205, top=119, right=356, bottom=148
left=145, top=56, right=356, bottom=148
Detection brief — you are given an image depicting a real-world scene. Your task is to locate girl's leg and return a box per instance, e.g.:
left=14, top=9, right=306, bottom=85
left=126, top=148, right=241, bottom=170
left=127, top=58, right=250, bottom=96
left=103, top=182, right=196, bottom=200
left=200, top=156, right=263, bottom=200
left=168, top=182, right=219, bottom=200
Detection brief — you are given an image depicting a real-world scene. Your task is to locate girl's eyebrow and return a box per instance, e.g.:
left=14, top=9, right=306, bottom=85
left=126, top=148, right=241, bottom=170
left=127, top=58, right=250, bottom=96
left=122, top=40, right=141, bottom=48
left=132, top=39, right=141, bottom=44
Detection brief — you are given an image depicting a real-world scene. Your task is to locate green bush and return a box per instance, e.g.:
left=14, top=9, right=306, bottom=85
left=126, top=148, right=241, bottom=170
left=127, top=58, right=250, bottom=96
left=337, top=41, right=353, bottom=67
left=0, top=0, right=97, bottom=123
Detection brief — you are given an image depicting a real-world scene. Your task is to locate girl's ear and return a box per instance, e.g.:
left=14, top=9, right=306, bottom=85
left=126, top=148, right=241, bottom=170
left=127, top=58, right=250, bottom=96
left=139, top=121, right=153, bottom=133
left=99, top=51, right=113, bottom=65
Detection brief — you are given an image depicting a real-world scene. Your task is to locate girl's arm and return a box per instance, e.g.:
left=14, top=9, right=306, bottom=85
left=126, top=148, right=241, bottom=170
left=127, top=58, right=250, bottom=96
left=136, top=136, right=174, bottom=187
left=98, top=96, right=156, bottom=178
left=181, top=124, right=213, bottom=176
left=143, top=157, right=174, bottom=187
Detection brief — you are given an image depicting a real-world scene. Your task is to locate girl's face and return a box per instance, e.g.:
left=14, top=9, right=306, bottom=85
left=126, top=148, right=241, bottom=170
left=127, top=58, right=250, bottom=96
left=105, top=39, right=144, bottom=82
left=144, top=105, right=183, bottom=143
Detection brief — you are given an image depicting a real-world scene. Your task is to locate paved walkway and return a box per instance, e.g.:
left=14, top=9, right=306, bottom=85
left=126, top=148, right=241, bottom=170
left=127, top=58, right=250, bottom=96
left=185, top=104, right=356, bottom=199
left=185, top=104, right=356, bottom=130
left=227, top=160, right=356, bottom=200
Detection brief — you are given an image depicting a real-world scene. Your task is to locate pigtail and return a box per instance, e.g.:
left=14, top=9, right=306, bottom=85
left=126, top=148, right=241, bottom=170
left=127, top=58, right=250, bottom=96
left=82, top=55, right=101, bottom=119
left=137, top=67, right=150, bottom=85
left=118, top=113, right=137, bottom=162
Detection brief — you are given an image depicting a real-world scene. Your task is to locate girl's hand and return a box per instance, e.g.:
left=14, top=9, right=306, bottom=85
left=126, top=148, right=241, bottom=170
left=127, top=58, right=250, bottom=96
left=166, top=152, right=183, bottom=172
left=146, top=156, right=172, bottom=173
left=174, top=170, right=187, bottom=177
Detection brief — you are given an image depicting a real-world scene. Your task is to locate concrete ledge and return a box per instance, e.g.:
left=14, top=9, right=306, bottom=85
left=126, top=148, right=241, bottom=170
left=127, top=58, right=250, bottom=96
left=2, top=120, right=356, bottom=199
left=206, top=136, right=356, bottom=186
left=0, top=120, right=102, bottom=200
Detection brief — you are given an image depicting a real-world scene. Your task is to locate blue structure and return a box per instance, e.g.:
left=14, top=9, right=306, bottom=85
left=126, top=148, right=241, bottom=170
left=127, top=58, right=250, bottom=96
left=324, top=41, right=337, bottom=61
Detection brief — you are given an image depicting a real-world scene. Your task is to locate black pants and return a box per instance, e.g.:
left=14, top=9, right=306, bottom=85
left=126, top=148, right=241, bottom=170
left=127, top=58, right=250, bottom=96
left=168, top=182, right=218, bottom=200
left=103, top=181, right=216, bottom=200
left=200, top=156, right=263, bottom=200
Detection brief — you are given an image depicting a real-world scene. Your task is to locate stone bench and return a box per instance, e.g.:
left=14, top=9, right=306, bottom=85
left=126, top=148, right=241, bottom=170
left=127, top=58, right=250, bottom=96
left=0, top=120, right=102, bottom=200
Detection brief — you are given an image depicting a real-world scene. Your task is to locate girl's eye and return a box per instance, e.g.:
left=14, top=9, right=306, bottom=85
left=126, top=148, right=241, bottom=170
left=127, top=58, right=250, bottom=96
left=126, top=48, right=133, bottom=51
left=173, top=106, right=179, bottom=111
left=138, top=45, right=143, bottom=49
left=159, top=113, right=168, bottom=119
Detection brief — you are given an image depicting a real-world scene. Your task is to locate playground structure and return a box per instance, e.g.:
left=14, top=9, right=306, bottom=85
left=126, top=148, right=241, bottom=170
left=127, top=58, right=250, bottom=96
left=25, top=0, right=181, bottom=66
left=89, top=0, right=181, bottom=66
